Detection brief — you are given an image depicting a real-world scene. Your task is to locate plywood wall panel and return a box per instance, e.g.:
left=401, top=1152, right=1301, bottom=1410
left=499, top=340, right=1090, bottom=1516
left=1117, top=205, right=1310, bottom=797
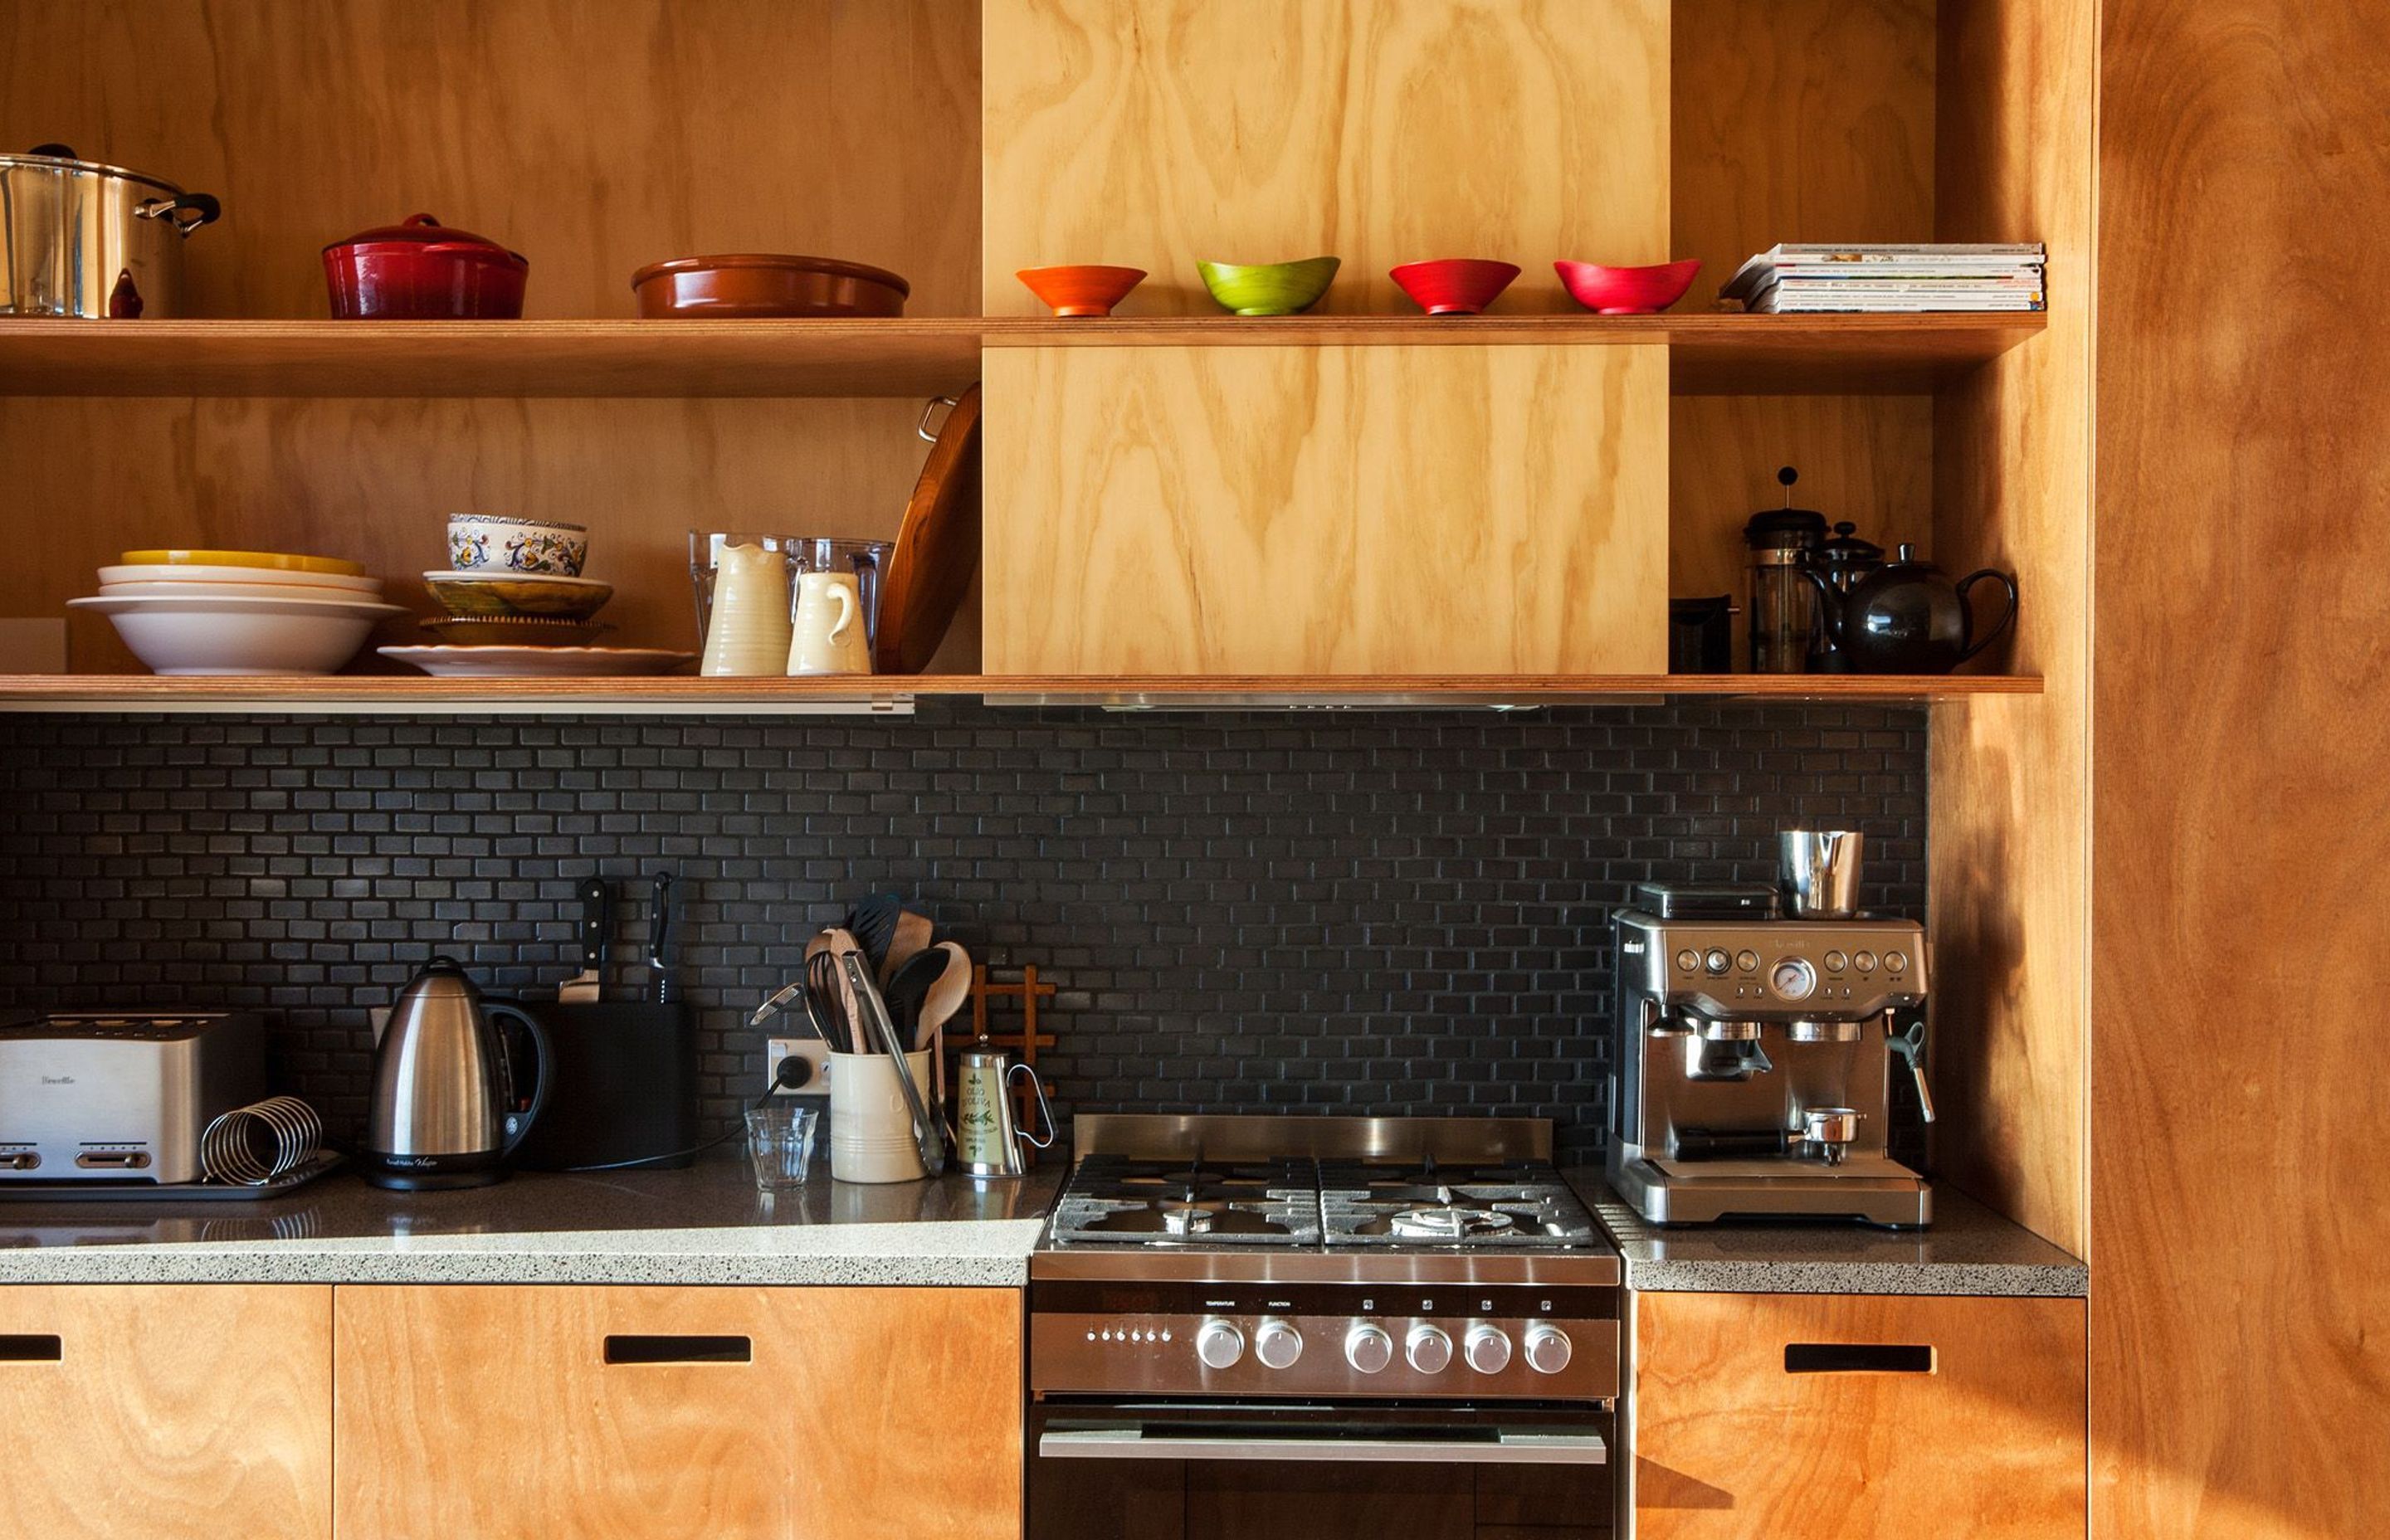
left=1669, top=0, right=1937, bottom=604
left=2092, top=0, right=2390, bottom=1533
left=0, top=396, right=968, bottom=670
left=983, top=344, right=1667, bottom=675
left=1929, top=0, right=2093, bottom=1265
left=983, top=0, right=1669, bottom=315
left=0, top=0, right=982, bottom=318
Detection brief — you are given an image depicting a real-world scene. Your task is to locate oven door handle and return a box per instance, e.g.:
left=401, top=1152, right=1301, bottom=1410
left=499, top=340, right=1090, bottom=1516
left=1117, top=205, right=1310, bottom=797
left=1036, top=1427, right=1608, bottom=1466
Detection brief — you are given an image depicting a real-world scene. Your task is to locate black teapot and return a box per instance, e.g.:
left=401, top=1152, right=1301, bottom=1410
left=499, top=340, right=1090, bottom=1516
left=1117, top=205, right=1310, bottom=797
left=1803, top=544, right=2019, bottom=675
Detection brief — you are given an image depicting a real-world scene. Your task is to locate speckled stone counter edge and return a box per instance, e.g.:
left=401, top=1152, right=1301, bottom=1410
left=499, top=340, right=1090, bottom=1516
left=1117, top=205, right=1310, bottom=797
left=1567, top=1172, right=2090, bottom=1298
left=0, top=1220, right=1045, bottom=1288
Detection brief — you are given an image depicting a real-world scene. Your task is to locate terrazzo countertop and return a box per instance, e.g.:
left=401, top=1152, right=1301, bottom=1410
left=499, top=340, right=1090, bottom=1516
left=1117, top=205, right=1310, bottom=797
left=1564, top=1168, right=2087, bottom=1297
left=0, top=1155, right=1058, bottom=1286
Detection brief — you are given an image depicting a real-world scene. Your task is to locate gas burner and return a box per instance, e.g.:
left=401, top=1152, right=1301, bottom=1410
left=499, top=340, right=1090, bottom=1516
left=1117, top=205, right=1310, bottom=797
left=1387, top=1199, right=1519, bottom=1240
left=1161, top=1202, right=1212, bottom=1236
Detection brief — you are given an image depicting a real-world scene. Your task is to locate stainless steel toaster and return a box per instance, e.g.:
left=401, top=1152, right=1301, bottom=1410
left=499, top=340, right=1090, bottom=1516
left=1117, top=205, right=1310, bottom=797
left=0, top=1013, right=267, bottom=1182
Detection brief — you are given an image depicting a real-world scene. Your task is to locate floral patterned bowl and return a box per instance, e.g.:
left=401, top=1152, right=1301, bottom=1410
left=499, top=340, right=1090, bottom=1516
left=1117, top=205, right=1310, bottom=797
left=446, top=514, right=588, bottom=576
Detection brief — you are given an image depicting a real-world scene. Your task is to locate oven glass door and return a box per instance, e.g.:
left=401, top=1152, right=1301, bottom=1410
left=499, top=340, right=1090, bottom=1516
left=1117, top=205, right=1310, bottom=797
left=1028, top=1399, right=1614, bottom=1540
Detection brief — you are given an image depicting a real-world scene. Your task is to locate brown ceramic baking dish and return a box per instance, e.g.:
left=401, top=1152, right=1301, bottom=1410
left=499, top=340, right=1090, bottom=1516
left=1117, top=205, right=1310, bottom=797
left=629, top=254, right=910, bottom=318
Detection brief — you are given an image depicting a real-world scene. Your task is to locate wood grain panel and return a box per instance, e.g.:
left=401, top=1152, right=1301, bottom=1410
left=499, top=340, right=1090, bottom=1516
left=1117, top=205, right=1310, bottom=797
left=1669, top=0, right=1937, bottom=614
left=2092, top=2, right=2390, bottom=1534
left=1635, top=1291, right=2085, bottom=1540
left=1929, top=0, right=2094, bottom=1262
left=334, top=1284, right=1021, bottom=1540
left=0, top=0, right=980, bottom=318
left=0, top=394, right=977, bottom=672
left=983, top=344, right=1667, bottom=675
left=1668, top=396, right=1934, bottom=662
left=0, top=1284, right=331, bottom=1538
left=983, top=0, right=1668, bottom=316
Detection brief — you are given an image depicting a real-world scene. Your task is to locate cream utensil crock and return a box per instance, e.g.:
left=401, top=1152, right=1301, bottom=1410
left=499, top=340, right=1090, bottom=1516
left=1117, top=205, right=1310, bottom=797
left=827, top=1050, right=934, bottom=1182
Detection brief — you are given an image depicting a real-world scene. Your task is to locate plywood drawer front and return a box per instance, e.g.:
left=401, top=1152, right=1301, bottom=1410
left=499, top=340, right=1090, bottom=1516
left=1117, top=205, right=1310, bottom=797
left=333, top=1284, right=1022, bottom=1540
left=0, top=1284, right=333, bottom=1539
left=983, top=344, right=1668, bottom=676
left=1635, top=1292, right=2085, bottom=1540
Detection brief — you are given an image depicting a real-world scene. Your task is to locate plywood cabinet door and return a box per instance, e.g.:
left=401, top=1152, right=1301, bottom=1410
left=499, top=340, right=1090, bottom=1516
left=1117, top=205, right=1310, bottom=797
left=1635, top=1292, right=2085, bottom=1540
left=983, top=344, right=1668, bottom=676
left=333, top=1284, right=1022, bottom=1540
left=0, top=1283, right=334, bottom=1539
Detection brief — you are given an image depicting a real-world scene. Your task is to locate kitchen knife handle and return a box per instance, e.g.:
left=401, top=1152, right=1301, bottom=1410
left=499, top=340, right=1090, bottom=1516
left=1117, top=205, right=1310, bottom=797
left=577, top=876, right=609, bottom=972
left=649, top=870, right=676, bottom=1005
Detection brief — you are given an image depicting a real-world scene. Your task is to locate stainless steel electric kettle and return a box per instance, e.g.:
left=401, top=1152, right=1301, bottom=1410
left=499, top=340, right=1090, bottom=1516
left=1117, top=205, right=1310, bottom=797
left=362, top=956, right=552, bottom=1190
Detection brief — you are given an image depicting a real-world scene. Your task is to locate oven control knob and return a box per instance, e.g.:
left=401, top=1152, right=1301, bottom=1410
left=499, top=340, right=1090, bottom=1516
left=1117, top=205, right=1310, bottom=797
left=1255, top=1318, right=1304, bottom=1370
left=1344, top=1323, right=1394, bottom=1374
left=1465, top=1323, right=1513, bottom=1375
left=1406, top=1323, right=1453, bottom=1374
left=1196, top=1319, right=1246, bottom=1371
left=1523, top=1323, right=1573, bottom=1375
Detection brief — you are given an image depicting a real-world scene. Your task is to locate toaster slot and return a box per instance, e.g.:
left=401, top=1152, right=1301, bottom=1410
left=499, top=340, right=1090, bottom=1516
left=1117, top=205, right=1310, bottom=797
left=0, top=1148, right=38, bottom=1171
left=73, top=1147, right=151, bottom=1170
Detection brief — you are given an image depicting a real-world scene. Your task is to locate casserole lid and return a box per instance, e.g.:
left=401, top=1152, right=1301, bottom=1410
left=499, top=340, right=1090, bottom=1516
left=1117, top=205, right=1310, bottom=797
left=326, top=213, right=528, bottom=267
left=6, top=143, right=189, bottom=197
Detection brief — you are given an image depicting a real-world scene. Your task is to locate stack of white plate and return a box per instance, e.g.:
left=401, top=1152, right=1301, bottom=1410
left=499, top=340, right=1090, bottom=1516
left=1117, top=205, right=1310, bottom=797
left=68, top=550, right=406, bottom=675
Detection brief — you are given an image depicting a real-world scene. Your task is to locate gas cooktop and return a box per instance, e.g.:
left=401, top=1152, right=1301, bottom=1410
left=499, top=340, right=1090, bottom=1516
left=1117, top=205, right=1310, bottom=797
left=1039, top=1116, right=1611, bottom=1275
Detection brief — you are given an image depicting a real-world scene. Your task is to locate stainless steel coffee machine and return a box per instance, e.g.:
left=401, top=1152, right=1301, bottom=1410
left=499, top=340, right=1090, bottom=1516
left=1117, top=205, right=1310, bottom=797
left=1606, top=841, right=1934, bottom=1227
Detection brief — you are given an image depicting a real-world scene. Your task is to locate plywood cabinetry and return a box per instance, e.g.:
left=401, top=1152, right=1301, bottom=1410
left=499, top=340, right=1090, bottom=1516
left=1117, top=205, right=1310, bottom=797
left=983, top=0, right=1668, bottom=316
left=0, top=1284, right=333, bottom=1539
left=1634, top=1291, right=2085, bottom=1540
left=334, top=1283, right=1022, bottom=1540
left=983, top=344, right=1667, bottom=675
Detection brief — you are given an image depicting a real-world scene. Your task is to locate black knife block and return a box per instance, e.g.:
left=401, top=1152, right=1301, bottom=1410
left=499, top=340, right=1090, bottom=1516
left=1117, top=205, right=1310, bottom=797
left=504, top=1001, right=700, bottom=1172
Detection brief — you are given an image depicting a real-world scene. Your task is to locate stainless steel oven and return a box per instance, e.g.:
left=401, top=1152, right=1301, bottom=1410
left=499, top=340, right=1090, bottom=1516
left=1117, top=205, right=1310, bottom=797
left=1027, top=1116, right=1623, bottom=1540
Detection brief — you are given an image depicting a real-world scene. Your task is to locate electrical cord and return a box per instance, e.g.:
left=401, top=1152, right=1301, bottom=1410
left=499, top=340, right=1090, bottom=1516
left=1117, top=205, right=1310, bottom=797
left=556, top=1056, right=813, bottom=1174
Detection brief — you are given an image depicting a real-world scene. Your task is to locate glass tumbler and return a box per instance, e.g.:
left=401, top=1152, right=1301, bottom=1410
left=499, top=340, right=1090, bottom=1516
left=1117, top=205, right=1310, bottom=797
left=745, top=1103, right=819, bottom=1192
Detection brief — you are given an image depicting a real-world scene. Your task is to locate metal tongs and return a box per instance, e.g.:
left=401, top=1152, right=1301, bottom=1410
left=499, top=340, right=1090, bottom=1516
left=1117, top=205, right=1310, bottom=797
left=841, top=952, right=949, bottom=1177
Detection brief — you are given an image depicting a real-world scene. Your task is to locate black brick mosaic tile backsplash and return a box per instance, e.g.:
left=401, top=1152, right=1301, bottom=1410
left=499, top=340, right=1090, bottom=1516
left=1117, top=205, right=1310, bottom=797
left=0, top=702, right=1926, bottom=1158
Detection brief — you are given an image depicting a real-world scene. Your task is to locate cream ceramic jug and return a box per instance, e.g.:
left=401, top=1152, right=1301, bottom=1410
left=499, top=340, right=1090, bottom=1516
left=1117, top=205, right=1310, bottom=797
left=700, top=541, right=793, bottom=676
left=788, top=570, right=873, bottom=675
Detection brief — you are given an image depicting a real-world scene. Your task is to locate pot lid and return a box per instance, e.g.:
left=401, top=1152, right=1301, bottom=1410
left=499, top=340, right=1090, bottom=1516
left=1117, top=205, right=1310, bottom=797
left=1815, top=520, right=1885, bottom=568
left=326, top=213, right=527, bottom=265
left=7, top=144, right=188, bottom=196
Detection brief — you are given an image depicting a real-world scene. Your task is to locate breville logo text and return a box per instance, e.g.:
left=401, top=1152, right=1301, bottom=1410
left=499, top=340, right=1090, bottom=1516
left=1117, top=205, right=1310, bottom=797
left=39, top=1075, right=74, bottom=1085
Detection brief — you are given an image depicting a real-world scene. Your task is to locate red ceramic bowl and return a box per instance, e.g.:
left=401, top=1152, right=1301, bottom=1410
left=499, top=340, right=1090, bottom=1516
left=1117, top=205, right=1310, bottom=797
left=324, top=214, right=528, bottom=319
left=1554, top=258, right=1703, bottom=314
left=1389, top=259, right=1521, bottom=315
left=631, top=255, right=910, bottom=318
left=1017, top=264, right=1147, bottom=318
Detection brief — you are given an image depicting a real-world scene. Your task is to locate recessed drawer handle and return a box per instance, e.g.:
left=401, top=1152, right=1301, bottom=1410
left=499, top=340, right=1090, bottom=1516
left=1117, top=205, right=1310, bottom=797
left=602, top=1334, right=752, bottom=1365
left=0, top=1334, right=62, bottom=1362
left=1784, top=1343, right=1934, bottom=1374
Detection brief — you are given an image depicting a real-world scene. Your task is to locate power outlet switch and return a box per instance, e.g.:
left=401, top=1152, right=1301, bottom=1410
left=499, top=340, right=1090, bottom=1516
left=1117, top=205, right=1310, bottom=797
left=767, top=1038, right=830, bottom=1097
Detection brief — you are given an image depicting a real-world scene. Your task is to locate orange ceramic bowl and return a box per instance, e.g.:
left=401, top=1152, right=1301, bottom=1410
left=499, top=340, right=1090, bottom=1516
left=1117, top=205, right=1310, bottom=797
left=631, top=255, right=910, bottom=318
left=1017, top=265, right=1147, bottom=318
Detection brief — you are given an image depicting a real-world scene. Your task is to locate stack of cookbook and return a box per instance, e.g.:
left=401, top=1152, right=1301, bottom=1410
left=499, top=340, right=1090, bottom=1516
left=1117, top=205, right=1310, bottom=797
left=1720, top=243, right=2046, bottom=313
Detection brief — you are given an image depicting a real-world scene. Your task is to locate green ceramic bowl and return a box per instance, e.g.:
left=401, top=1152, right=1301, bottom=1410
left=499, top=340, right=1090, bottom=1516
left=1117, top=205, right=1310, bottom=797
left=1197, top=256, right=1341, bottom=316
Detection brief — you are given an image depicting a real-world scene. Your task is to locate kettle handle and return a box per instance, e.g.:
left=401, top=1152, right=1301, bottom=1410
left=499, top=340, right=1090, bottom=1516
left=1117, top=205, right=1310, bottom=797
left=1006, top=1061, right=1058, bottom=1151
left=1953, top=569, right=2022, bottom=664
left=483, top=1001, right=554, bottom=1158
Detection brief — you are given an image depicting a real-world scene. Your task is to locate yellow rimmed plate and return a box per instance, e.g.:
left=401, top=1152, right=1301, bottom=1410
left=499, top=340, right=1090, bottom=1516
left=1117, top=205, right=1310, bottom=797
left=122, top=548, right=367, bottom=578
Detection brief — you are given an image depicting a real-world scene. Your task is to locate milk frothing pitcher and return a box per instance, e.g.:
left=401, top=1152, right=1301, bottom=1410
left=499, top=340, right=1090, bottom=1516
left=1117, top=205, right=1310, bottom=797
left=1779, top=830, right=1865, bottom=918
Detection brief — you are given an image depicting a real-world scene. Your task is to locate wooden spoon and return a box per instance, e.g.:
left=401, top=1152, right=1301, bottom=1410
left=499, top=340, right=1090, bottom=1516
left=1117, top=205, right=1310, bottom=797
left=917, top=942, right=973, bottom=1052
